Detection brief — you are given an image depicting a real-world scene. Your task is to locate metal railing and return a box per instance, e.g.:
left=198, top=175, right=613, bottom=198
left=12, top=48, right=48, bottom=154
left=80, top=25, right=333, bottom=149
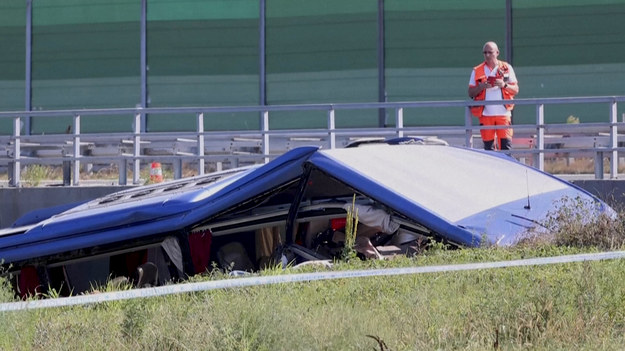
left=1, top=96, right=624, bottom=187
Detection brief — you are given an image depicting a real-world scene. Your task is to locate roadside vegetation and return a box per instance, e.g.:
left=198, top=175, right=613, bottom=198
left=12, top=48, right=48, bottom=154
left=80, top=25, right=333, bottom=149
left=0, top=162, right=205, bottom=185
left=2, top=156, right=625, bottom=186
left=1, top=201, right=625, bottom=350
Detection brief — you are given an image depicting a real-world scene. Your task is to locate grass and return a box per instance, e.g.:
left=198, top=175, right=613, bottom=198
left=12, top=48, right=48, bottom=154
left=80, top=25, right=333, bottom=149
left=20, top=165, right=61, bottom=187
left=2, top=205, right=625, bottom=350
left=543, top=156, right=625, bottom=175
left=1, top=248, right=624, bottom=350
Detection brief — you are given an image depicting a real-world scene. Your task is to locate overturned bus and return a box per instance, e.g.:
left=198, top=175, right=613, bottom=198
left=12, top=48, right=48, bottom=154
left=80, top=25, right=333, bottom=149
left=0, top=142, right=614, bottom=297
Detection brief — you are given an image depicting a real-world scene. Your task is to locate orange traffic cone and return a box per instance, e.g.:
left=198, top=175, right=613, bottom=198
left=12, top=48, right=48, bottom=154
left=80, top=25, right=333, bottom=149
left=150, top=162, right=163, bottom=183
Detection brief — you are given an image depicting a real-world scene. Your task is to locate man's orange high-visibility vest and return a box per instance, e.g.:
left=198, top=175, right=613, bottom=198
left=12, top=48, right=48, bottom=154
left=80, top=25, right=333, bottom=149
left=470, top=61, right=516, bottom=118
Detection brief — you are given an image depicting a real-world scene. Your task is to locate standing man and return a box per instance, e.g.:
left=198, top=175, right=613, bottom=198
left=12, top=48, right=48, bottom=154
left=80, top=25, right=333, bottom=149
left=468, top=41, right=519, bottom=150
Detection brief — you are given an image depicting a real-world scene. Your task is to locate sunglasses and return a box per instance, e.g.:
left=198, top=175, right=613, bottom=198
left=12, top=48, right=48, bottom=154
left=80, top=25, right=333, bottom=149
left=483, top=51, right=496, bottom=54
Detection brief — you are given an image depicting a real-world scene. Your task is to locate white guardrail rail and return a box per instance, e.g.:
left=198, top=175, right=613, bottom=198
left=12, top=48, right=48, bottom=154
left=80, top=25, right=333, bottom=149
left=1, top=250, right=624, bottom=311
left=1, top=96, right=624, bottom=186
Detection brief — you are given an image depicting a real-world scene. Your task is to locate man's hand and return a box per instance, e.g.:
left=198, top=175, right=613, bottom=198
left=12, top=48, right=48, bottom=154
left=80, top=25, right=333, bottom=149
left=468, top=82, right=489, bottom=98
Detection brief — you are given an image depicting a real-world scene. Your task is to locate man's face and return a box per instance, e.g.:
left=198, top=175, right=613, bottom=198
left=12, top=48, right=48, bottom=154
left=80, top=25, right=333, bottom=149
left=483, top=45, right=499, bottom=65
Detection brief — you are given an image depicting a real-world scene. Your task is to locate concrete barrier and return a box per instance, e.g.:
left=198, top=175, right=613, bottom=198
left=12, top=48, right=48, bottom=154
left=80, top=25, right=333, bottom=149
left=570, top=180, right=625, bottom=210
left=0, top=185, right=135, bottom=228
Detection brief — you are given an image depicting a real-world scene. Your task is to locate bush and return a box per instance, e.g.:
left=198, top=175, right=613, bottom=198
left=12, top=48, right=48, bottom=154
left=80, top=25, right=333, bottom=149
left=518, top=196, right=625, bottom=250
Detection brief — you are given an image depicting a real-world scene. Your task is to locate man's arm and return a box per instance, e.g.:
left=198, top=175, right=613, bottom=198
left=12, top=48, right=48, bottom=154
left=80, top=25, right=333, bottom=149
left=470, top=79, right=518, bottom=97
left=502, top=65, right=519, bottom=96
left=502, top=82, right=519, bottom=96
left=468, top=82, right=488, bottom=99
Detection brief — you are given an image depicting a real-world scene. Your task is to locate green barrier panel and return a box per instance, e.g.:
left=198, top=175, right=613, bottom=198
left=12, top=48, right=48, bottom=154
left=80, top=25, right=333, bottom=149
left=0, top=0, right=623, bottom=134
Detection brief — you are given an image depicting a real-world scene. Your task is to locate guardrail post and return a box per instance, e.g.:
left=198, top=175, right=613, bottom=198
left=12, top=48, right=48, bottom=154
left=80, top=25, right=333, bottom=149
left=595, top=150, right=604, bottom=180
left=464, top=107, right=473, bottom=148
left=261, top=110, right=269, bottom=163
left=62, top=161, right=71, bottom=186
left=72, top=114, right=81, bottom=185
left=327, top=108, right=336, bottom=149
left=395, top=108, right=404, bottom=138
left=197, top=112, right=205, bottom=175
left=609, top=100, right=618, bottom=179
left=119, top=160, right=127, bottom=185
left=535, top=104, right=545, bottom=171
left=9, top=116, right=21, bottom=187
left=133, top=112, right=141, bottom=184
left=174, top=159, right=182, bottom=179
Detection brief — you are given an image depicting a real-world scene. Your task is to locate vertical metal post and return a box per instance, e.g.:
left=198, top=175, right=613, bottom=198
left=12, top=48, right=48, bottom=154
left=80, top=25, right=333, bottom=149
left=395, top=108, right=403, bottom=138
left=377, top=0, right=386, bottom=127
left=327, top=108, right=336, bottom=149
left=10, top=117, right=22, bottom=187
left=119, top=160, right=128, bottom=186
left=174, top=159, right=182, bottom=179
left=259, top=0, right=266, bottom=107
left=505, top=0, right=513, bottom=65
left=261, top=110, right=269, bottom=163
left=535, top=104, right=545, bottom=171
left=594, top=151, right=604, bottom=180
left=464, top=107, right=473, bottom=148
left=62, top=159, right=71, bottom=186
left=133, top=112, right=141, bottom=184
left=25, top=0, right=32, bottom=134
left=259, top=0, right=267, bottom=165
left=609, top=100, right=618, bottom=179
left=140, top=0, right=148, bottom=131
left=73, top=114, right=81, bottom=185
left=197, top=112, right=205, bottom=175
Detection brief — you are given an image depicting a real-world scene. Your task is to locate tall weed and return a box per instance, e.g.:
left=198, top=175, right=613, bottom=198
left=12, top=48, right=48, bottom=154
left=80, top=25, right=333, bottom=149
left=519, top=195, right=625, bottom=250
left=21, top=165, right=58, bottom=186
left=341, top=195, right=359, bottom=261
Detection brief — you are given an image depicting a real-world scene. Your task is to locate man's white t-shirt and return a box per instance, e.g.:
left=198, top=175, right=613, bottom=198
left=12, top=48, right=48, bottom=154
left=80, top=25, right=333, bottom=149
left=469, top=63, right=517, bottom=117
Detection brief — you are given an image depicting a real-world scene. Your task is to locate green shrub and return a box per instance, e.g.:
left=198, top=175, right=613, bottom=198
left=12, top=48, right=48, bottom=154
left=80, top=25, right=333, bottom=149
left=519, top=196, right=625, bottom=250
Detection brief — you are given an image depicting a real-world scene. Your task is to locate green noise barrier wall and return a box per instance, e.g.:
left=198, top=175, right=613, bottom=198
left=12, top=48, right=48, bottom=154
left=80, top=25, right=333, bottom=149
left=0, top=0, right=624, bottom=134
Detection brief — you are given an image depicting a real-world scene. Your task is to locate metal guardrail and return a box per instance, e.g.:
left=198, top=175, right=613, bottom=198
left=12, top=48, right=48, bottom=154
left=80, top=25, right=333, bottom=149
left=1, top=96, right=624, bottom=187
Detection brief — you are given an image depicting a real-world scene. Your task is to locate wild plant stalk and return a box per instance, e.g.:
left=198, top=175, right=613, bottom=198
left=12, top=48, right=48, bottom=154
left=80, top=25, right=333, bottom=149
left=22, top=164, right=54, bottom=186
left=341, top=195, right=359, bottom=261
